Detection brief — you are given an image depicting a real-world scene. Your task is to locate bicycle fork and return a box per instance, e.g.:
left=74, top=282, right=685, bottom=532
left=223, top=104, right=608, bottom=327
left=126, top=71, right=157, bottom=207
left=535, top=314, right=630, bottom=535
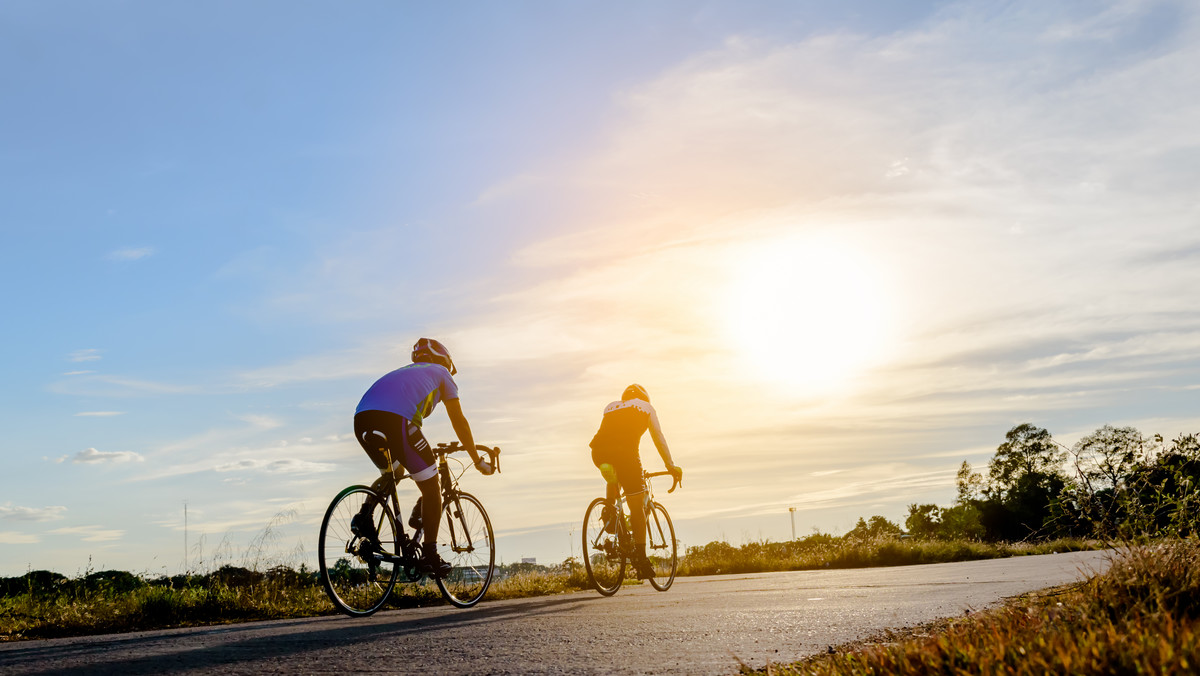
left=439, top=460, right=475, bottom=554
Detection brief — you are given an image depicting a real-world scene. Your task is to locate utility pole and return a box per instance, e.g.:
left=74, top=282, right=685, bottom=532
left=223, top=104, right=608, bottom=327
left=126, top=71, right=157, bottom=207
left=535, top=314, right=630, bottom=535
left=184, top=501, right=188, bottom=571
left=789, top=507, right=796, bottom=540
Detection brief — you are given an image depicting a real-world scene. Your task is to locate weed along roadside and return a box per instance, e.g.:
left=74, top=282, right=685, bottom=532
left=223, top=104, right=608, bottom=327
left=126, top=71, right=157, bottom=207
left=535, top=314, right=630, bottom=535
left=748, top=540, right=1200, bottom=675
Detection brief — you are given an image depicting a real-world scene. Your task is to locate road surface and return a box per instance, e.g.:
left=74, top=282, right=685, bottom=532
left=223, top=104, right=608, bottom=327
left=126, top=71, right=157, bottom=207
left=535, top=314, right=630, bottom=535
left=0, top=550, right=1111, bottom=675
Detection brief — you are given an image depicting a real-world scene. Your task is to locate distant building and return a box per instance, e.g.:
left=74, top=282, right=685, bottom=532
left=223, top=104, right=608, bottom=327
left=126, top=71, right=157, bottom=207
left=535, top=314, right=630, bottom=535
left=521, top=557, right=536, bottom=564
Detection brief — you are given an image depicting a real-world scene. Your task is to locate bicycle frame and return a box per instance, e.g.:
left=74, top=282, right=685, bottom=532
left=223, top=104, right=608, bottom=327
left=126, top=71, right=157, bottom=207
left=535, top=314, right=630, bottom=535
left=372, top=441, right=498, bottom=563
left=437, top=458, right=477, bottom=555
left=606, top=470, right=674, bottom=556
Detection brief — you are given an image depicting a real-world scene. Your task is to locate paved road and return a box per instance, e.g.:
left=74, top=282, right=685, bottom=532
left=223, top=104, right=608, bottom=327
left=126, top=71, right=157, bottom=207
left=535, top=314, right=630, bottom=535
left=0, top=550, right=1111, bottom=675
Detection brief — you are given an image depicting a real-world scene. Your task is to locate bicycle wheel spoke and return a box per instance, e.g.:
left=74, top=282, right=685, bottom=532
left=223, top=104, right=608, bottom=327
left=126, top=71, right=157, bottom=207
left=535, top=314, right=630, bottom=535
left=582, top=497, right=625, bottom=595
left=318, top=486, right=401, bottom=616
left=646, top=501, right=677, bottom=591
left=434, top=492, right=495, bottom=608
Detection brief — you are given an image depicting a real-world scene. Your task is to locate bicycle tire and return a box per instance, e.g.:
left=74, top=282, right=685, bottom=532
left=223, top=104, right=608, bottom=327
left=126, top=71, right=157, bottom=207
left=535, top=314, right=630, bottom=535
left=582, top=497, right=625, bottom=595
left=434, top=491, right=495, bottom=608
left=318, top=485, right=401, bottom=617
left=645, top=501, right=677, bottom=591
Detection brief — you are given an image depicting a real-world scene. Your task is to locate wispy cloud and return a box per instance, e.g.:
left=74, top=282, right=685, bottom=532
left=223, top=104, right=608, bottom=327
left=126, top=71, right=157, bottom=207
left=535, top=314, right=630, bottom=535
left=0, top=532, right=39, bottom=545
left=50, top=526, right=124, bottom=542
left=74, top=411, right=125, bottom=417
left=68, top=349, right=101, bottom=363
left=214, top=458, right=336, bottom=475
left=107, top=247, right=155, bottom=261
left=48, top=374, right=197, bottom=397
left=0, top=504, right=67, bottom=522
left=71, top=448, right=144, bottom=464
left=232, top=343, right=391, bottom=389
left=237, top=414, right=283, bottom=430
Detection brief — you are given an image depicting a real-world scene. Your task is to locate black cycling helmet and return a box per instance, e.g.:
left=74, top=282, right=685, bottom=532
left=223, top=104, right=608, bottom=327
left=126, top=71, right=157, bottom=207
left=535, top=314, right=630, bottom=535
left=411, top=337, right=457, bottom=375
left=622, top=383, right=649, bottom=402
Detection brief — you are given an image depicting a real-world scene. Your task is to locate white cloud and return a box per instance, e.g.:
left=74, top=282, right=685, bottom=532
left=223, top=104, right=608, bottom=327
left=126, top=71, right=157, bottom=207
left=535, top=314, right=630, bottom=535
left=0, top=532, right=40, bottom=545
left=69, top=349, right=101, bottom=362
left=237, top=414, right=283, bottom=430
left=50, top=526, right=124, bottom=542
left=107, top=247, right=155, bottom=261
left=214, top=458, right=336, bottom=475
left=0, top=504, right=67, bottom=522
left=72, top=448, right=144, bottom=464
left=48, top=374, right=197, bottom=397
left=233, top=343, right=389, bottom=389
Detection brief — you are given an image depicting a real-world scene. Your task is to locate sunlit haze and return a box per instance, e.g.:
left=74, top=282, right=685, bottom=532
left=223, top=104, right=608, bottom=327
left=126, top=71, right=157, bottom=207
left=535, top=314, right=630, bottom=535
left=3, top=1, right=1200, bottom=576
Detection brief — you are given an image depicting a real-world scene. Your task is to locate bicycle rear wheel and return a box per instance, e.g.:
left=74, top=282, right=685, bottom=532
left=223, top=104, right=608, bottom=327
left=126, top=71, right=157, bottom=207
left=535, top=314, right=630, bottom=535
left=582, top=497, right=625, bottom=595
left=645, top=501, right=677, bottom=591
left=318, top=485, right=401, bottom=617
left=435, top=491, right=495, bottom=608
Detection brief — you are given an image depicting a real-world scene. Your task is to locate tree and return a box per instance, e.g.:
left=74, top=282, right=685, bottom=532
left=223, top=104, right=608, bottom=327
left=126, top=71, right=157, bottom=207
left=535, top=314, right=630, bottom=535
left=939, top=503, right=985, bottom=540
left=846, top=515, right=903, bottom=540
left=988, top=423, right=1066, bottom=498
left=1066, top=425, right=1147, bottom=536
left=955, top=461, right=984, bottom=505
left=1071, top=425, right=1147, bottom=491
left=905, top=504, right=941, bottom=539
left=980, top=470, right=1069, bottom=541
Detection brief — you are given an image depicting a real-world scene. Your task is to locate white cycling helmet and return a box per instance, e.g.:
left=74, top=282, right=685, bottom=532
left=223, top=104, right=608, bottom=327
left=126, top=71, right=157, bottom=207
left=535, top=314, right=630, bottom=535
left=622, top=383, right=649, bottom=402
left=411, top=337, right=457, bottom=375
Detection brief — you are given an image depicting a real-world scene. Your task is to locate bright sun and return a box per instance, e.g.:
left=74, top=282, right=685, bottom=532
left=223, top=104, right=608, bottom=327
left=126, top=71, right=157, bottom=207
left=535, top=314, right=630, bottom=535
left=724, top=235, right=892, bottom=395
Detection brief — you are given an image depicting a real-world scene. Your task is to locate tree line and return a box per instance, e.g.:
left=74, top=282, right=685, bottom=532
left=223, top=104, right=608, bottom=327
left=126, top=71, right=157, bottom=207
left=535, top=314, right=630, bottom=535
left=901, top=423, right=1200, bottom=542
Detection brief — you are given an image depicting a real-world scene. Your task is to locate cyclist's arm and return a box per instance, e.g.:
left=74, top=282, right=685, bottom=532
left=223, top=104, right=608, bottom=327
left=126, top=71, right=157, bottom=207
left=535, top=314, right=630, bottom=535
left=443, top=398, right=490, bottom=473
left=647, top=407, right=677, bottom=470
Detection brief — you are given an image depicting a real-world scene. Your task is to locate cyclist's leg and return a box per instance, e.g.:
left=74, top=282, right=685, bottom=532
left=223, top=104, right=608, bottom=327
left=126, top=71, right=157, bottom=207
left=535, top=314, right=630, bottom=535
left=611, top=449, right=652, bottom=574
left=353, top=411, right=408, bottom=520
left=612, top=449, right=646, bottom=541
left=391, top=420, right=450, bottom=574
left=417, top=475, right=441, bottom=552
left=592, top=447, right=622, bottom=533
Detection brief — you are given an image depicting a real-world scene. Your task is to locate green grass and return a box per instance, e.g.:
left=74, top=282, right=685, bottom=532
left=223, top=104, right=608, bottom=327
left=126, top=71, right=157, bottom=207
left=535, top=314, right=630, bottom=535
left=748, top=539, right=1200, bottom=675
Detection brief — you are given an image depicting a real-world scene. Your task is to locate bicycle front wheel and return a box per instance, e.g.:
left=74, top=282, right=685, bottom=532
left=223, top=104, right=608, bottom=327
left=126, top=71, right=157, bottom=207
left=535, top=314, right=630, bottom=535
left=318, top=485, right=401, bottom=617
left=582, top=497, right=625, bottom=596
left=435, top=492, right=495, bottom=608
left=645, top=501, right=677, bottom=591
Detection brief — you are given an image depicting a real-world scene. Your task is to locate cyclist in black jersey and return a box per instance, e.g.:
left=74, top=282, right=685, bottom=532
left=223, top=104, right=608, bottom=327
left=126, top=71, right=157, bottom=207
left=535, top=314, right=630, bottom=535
left=589, top=384, right=683, bottom=578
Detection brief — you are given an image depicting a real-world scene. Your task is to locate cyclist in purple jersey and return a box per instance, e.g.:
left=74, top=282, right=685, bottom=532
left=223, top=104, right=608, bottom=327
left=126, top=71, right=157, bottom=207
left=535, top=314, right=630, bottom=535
left=590, top=384, right=683, bottom=578
left=352, top=338, right=493, bottom=577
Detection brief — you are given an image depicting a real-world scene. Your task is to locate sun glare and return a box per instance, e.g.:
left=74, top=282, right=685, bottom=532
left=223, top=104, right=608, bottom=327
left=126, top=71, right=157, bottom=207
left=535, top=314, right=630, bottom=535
left=724, top=234, right=892, bottom=396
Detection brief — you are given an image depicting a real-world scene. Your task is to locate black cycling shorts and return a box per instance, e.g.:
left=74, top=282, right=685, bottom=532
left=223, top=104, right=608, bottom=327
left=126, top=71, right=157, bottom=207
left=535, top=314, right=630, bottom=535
left=591, top=444, right=644, bottom=495
left=354, top=410, right=437, bottom=482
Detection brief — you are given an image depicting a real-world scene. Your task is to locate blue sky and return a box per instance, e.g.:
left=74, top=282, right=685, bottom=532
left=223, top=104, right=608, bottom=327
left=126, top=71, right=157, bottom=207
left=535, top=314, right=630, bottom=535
left=3, top=0, right=1199, bottom=576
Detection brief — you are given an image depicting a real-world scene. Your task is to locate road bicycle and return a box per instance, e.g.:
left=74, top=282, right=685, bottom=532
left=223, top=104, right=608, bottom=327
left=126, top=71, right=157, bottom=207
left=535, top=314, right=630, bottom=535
left=318, top=441, right=500, bottom=616
left=582, top=470, right=680, bottom=595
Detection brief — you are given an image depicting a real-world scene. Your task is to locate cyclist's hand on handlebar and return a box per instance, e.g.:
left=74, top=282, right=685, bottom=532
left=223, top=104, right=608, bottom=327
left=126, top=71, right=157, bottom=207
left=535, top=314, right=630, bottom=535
left=668, top=464, right=683, bottom=492
left=475, top=457, right=495, bottom=476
